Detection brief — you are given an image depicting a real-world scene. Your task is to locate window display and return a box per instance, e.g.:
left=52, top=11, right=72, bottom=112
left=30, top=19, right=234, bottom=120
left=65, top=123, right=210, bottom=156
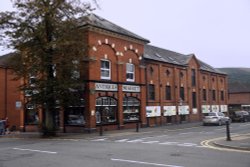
left=96, top=97, right=117, bottom=124
left=123, top=97, right=140, bottom=122
left=25, top=103, right=39, bottom=124
left=65, top=107, right=85, bottom=125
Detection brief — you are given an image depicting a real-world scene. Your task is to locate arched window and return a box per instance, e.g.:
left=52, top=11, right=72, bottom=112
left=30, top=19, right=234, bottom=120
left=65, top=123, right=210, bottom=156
left=123, top=97, right=140, bottom=122
left=166, top=69, right=170, bottom=77
left=96, top=97, right=117, bottom=124
left=149, top=66, right=154, bottom=76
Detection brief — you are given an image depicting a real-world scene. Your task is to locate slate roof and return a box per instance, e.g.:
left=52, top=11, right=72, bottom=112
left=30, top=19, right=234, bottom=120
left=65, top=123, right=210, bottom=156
left=79, top=13, right=150, bottom=43
left=228, top=82, right=250, bottom=93
left=144, top=45, right=190, bottom=66
left=0, top=53, right=15, bottom=67
left=144, top=45, right=225, bottom=75
left=199, top=61, right=226, bottom=74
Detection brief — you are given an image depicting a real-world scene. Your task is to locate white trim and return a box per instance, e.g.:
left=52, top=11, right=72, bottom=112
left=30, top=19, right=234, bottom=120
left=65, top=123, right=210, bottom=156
left=100, top=59, right=111, bottom=80
left=126, top=63, right=135, bottom=82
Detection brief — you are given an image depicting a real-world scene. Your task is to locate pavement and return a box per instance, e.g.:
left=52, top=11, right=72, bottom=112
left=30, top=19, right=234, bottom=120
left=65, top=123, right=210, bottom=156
left=1, top=122, right=250, bottom=151
left=212, top=133, right=250, bottom=151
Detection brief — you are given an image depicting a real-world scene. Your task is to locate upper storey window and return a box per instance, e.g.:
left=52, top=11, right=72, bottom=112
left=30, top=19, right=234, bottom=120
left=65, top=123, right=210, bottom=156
left=191, top=69, right=196, bottom=86
left=126, top=63, right=135, bottom=82
left=101, top=60, right=111, bottom=80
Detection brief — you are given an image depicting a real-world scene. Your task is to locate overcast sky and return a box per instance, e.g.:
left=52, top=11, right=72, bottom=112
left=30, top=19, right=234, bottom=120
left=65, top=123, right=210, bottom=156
left=1, top=0, right=250, bottom=68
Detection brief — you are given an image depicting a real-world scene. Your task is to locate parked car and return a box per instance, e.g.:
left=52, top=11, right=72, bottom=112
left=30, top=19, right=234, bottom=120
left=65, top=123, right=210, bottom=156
left=203, top=112, right=230, bottom=126
left=230, top=110, right=250, bottom=122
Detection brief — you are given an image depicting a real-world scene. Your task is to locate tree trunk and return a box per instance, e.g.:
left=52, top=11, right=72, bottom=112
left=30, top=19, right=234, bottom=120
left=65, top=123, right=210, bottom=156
left=42, top=106, right=56, bottom=136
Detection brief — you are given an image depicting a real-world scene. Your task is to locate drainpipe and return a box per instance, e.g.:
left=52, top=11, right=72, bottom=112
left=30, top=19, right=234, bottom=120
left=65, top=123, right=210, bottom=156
left=145, top=61, right=149, bottom=127
left=4, top=67, right=8, bottom=118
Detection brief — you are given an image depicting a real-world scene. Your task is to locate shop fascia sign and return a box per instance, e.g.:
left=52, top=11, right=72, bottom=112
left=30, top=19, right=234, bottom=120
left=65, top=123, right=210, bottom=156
left=95, top=83, right=140, bottom=92
left=95, top=83, right=118, bottom=91
left=122, top=85, right=140, bottom=92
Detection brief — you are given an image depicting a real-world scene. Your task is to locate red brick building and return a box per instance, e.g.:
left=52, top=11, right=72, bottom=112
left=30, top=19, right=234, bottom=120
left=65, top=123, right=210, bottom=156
left=0, top=54, right=23, bottom=131
left=227, top=82, right=250, bottom=112
left=0, top=14, right=228, bottom=132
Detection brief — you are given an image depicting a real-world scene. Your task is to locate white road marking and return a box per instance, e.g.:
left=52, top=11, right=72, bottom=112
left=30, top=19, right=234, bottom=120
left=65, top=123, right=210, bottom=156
left=159, top=142, right=178, bottom=145
left=92, top=138, right=107, bottom=141
left=137, top=135, right=169, bottom=140
left=142, top=141, right=159, bottom=144
left=177, top=143, right=197, bottom=147
left=127, top=139, right=144, bottom=143
left=111, top=158, right=184, bottom=167
left=13, top=148, right=57, bottom=154
left=115, top=139, right=129, bottom=142
left=179, top=132, right=194, bottom=135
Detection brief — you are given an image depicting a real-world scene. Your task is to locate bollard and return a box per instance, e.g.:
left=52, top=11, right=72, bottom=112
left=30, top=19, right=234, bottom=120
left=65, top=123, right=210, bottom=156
left=136, top=122, right=139, bottom=132
left=226, top=120, right=231, bottom=141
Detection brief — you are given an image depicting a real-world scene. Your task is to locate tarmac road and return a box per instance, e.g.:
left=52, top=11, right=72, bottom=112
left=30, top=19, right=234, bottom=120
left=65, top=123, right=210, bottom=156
left=1, top=122, right=250, bottom=167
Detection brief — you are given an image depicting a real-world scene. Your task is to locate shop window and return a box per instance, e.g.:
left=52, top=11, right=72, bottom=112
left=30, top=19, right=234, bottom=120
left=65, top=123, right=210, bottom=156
left=25, top=103, right=39, bottom=125
left=101, top=60, right=111, bottom=80
left=148, top=84, right=155, bottom=100
left=65, top=107, right=85, bottom=125
left=126, top=63, right=135, bottom=82
left=96, top=97, right=117, bottom=124
left=165, top=85, right=171, bottom=100
left=65, top=99, right=85, bottom=126
left=123, top=97, right=140, bottom=122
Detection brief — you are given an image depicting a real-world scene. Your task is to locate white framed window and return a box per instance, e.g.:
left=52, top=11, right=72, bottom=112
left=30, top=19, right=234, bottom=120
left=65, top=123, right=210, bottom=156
left=126, top=63, right=135, bottom=82
left=71, top=60, right=80, bottom=80
left=101, top=59, right=111, bottom=80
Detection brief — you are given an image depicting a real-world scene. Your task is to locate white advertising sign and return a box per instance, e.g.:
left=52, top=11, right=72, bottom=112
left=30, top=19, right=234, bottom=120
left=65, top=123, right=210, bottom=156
left=146, top=106, right=161, bottom=117
left=202, top=105, right=211, bottom=113
left=220, top=105, right=228, bottom=112
left=211, top=105, right=219, bottom=112
left=178, top=105, right=190, bottom=115
left=163, top=106, right=176, bottom=116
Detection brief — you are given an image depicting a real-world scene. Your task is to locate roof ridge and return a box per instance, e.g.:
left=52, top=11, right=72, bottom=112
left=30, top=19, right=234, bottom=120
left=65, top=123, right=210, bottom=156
left=80, top=13, right=150, bottom=43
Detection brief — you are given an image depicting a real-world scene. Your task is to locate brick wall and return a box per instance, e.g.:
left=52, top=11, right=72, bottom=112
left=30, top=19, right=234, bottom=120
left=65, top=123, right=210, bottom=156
left=0, top=67, right=22, bottom=130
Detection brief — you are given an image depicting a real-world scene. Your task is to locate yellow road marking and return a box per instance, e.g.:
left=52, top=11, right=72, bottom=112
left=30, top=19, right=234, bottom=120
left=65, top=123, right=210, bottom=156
left=200, top=133, right=250, bottom=153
